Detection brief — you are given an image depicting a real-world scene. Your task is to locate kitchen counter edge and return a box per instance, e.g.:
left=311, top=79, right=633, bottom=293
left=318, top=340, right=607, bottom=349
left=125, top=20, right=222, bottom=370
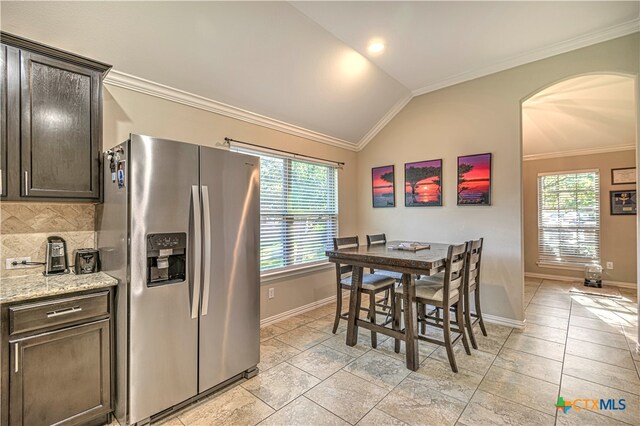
left=0, top=272, right=118, bottom=305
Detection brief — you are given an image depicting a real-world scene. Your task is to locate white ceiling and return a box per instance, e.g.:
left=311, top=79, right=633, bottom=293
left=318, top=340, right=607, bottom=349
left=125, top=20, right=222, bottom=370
left=292, top=1, right=640, bottom=94
left=2, top=2, right=638, bottom=149
left=522, top=74, right=636, bottom=158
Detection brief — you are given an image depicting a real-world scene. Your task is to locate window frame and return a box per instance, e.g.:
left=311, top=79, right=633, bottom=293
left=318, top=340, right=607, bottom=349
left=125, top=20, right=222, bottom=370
left=230, top=145, right=339, bottom=279
left=536, top=168, right=601, bottom=270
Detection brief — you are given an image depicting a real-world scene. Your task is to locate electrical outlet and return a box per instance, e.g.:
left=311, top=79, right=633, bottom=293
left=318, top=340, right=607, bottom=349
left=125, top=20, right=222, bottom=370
left=6, top=257, right=32, bottom=270
left=268, top=288, right=275, bottom=299
left=606, top=261, right=614, bottom=270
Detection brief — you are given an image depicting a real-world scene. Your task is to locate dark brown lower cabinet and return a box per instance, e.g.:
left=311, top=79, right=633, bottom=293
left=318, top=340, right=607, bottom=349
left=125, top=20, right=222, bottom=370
left=9, top=320, right=111, bottom=426
left=1, top=289, right=113, bottom=426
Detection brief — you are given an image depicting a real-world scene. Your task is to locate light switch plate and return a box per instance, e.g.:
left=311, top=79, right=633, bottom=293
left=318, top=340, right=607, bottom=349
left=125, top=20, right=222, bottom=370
left=268, top=288, right=275, bottom=299
left=6, top=257, right=32, bottom=269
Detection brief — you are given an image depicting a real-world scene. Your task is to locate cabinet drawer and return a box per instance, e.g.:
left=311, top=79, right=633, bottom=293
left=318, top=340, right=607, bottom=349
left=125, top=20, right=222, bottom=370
left=9, top=291, right=109, bottom=335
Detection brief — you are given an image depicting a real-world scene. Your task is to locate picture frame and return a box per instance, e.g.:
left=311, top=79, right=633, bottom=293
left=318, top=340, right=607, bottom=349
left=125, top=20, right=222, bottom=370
left=611, top=167, right=636, bottom=185
left=404, top=159, right=442, bottom=207
left=457, top=153, right=492, bottom=206
left=372, top=165, right=395, bottom=208
left=610, top=190, right=636, bottom=215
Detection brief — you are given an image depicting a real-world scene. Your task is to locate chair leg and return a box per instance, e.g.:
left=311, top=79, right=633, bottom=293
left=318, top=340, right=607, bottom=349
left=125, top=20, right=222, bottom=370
left=475, top=287, right=487, bottom=336
left=456, top=301, right=471, bottom=355
left=369, top=292, right=377, bottom=348
left=418, top=303, right=426, bottom=334
left=464, top=291, right=478, bottom=349
left=393, top=293, right=402, bottom=353
left=332, top=285, right=342, bottom=334
left=442, top=305, right=458, bottom=373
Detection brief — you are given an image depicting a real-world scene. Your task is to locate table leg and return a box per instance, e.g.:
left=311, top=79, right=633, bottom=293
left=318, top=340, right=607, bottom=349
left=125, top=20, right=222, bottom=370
left=345, top=265, right=363, bottom=347
left=402, top=273, right=419, bottom=371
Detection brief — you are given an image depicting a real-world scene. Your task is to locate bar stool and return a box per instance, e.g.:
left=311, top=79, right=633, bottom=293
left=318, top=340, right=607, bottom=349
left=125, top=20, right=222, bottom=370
left=332, top=236, right=396, bottom=348
left=464, top=238, right=487, bottom=349
left=393, top=242, right=470, bottom=372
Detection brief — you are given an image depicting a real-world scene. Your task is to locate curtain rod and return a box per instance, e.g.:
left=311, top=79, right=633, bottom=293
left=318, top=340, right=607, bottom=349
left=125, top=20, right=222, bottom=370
left=224, top=137, right=345, bottom=167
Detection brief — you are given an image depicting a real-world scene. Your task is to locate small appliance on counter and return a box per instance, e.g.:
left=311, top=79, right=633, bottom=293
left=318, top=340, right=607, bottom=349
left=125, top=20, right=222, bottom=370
left=74, top=248, right=101, bottom=275
left=44, top=236, right=70, bottom=275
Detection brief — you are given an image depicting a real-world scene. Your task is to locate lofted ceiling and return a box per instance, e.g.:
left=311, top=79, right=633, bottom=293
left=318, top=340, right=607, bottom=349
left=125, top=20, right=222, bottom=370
left=522, top=74, right=636, bottom=159
left=1, top=1, right=638, bottom=150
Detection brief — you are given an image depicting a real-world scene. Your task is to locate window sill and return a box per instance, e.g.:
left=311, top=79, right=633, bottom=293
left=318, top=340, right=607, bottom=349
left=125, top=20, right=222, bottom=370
left=536, top=261, right=594, bottom=271
left=260, top=262, right=334, bottom=284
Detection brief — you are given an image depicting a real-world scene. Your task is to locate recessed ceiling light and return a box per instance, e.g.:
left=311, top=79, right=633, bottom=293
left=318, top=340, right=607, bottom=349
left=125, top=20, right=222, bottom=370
left=368, top=41, right=385, bottom=54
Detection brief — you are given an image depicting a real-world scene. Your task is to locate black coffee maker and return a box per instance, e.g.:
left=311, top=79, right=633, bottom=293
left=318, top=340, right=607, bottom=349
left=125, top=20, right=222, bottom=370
left=74, top=248, right=101, bottom=274
left=44, top=236, right=70, bottom=275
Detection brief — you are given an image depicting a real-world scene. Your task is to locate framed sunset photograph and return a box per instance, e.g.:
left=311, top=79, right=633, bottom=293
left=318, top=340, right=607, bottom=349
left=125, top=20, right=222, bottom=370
left=405, top=159, right=442, bottom=207
left=457, top=153, right=492, bottom=206
left=372, top=165, right=395, bottom=208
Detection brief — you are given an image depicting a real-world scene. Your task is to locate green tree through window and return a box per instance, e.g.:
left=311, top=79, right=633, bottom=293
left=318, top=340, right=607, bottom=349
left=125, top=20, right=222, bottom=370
left=537, top=170, right=600, bottom=266
left=235, top=148, right=338, bottom=273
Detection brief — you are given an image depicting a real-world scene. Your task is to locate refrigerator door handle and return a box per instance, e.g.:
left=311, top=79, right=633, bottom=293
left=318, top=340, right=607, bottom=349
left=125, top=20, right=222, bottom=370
left=191, top=185, right=202, bottom=320
left=201, top=185, right=211, bottom=316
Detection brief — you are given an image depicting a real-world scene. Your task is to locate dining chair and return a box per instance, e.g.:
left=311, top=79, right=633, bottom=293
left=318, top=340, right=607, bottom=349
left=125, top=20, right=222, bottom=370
left=464, top=238, right=487, bottom=349
left=366, top=233, right=403, bottom=282
left=332, top=236, right=396, bottom=348
left=393, top=242, right=470, bottom=372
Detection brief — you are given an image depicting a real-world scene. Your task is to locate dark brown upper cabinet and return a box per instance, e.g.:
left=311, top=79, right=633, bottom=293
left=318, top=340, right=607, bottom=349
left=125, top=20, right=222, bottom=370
left=1, top=44, right=7, bottom=198
left=0, top=32, right=111, bottom=202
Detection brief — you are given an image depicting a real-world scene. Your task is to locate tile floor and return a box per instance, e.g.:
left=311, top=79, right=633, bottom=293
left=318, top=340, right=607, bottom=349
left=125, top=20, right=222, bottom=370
left=151, top=279, right=639, bottom=425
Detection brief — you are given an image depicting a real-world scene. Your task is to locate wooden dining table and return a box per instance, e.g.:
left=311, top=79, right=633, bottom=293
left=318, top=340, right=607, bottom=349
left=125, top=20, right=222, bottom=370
left=325, top=241, right=450, bottom=371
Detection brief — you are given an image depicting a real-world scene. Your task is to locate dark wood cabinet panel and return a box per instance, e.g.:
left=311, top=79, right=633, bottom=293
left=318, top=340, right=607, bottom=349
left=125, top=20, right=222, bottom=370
left=1, top=44, right=6, bottom=197
left=0, top=32, right=111, bottom=202
left=9, top=319, right=111, bottom=426
left=20, top=51, right=101, bottom=199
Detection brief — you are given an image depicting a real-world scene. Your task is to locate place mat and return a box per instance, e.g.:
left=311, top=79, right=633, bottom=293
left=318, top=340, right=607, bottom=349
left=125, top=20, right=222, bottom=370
left=387, top=243, right=431, bottom=252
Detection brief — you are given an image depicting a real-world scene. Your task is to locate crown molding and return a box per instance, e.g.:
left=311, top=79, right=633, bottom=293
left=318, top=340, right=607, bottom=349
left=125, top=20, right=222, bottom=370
left=356, top=93, right=413, bottom=151
left=523, top=144, right=635, bottom=161
left=104, top=70, right=358, bottom=151
left=411, top=20, right=640, bottom=97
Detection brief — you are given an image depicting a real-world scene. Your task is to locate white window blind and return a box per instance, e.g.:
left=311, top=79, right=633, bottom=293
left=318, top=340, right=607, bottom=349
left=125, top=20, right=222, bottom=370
left=537, top=170, right=600, bottom=267
left=231, top=146, right=338, bottom=273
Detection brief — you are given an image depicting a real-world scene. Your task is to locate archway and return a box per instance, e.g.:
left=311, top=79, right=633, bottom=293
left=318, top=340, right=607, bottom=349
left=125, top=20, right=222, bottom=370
left=520, top=73, right=638, bottom=350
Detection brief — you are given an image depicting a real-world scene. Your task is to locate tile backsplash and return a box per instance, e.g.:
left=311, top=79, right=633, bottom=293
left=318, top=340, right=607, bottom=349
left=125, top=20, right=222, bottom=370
left=1, top=203, right=96, bottom=277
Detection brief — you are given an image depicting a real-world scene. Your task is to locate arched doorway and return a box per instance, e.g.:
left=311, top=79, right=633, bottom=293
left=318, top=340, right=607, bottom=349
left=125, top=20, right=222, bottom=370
left=520, top=73, right=638, bottom=355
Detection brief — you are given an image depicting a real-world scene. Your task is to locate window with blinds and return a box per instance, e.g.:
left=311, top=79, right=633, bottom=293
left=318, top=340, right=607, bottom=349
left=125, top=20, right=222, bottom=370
left=232, top=147, right=338, bottom=273
left=537, top=170, right=600, bottom=267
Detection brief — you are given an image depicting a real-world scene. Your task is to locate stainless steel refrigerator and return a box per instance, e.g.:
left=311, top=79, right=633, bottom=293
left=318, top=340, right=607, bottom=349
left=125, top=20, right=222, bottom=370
left=97, top=134, right=260, bottom=425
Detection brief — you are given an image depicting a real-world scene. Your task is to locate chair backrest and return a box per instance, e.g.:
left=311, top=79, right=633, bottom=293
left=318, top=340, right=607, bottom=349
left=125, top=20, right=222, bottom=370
left=442, top=242, right=468, bottom=305
left=465, top=238, right=483, bottom=291
left=366, top=233, right=386, bottom=246
left=333, top=236, right=359, bottom=275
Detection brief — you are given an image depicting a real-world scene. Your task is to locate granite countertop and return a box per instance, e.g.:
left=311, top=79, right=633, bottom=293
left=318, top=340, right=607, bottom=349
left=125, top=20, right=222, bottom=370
left=0, top=271, right=118, bottom=305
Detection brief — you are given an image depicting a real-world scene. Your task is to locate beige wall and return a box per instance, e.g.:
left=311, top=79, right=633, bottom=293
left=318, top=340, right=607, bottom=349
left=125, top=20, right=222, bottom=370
left=103, top=84, right=358, bottom=320
left=523, top=150, right=637, bottom=284
left=356, top=34, right=639, bottom=322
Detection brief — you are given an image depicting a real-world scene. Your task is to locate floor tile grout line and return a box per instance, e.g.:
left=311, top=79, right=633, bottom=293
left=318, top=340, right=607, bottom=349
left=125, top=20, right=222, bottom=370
left=452, top=283, right=558, bottom=423
left=451, top=320, right=525, bottom=423
left=553, top=292, right=574, bottom=426
left=619, top=314, right=640, bottom=381
left=559, top=370, right=640, bottom=398
left=307, top=362, right=391, bottom=425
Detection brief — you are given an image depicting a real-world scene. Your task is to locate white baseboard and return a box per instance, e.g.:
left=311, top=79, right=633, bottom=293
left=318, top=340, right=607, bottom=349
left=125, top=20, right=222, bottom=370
left=525, top=272, right=636, bottom=289
left=260, top=291, right=347, bottom=328
left=261, top=292, right=526, bottom=331
left=483, top=313, right=525, bottom=330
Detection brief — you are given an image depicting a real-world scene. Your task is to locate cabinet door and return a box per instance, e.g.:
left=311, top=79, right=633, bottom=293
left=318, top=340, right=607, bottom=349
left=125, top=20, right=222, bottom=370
left=0, top=44, right=7, bottom=197
left=20, top=50, right=101, bottom=199
left=9, top=319, right=111, bottom=426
